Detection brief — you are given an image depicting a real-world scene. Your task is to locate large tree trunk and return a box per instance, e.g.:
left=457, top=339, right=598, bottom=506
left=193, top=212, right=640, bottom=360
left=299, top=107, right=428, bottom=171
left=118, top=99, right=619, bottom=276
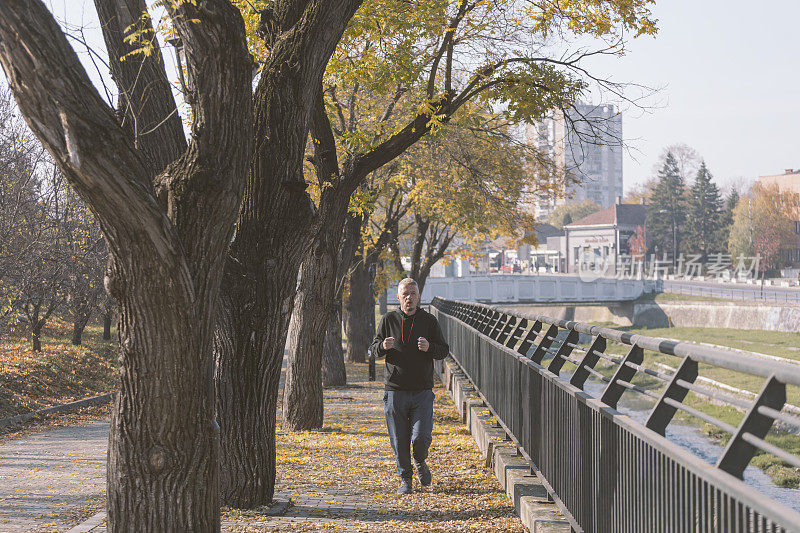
left=0, top=1, right=253, bottom=529
left=106, top=254, right=222, bottom=532
left=345, top=257, right=375, bottom=363
left=283, top=215, right=343, bottom=430
left=321, top=303, right=346, bottom=387
left=214, top=0, right=363, bottom=507
left=214, top=260, right=298, bottom=509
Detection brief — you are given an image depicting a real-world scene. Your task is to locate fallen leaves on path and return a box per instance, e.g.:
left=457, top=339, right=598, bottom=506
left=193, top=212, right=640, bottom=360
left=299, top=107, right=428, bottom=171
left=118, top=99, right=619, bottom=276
left=223, top=363, right=524, bottom=532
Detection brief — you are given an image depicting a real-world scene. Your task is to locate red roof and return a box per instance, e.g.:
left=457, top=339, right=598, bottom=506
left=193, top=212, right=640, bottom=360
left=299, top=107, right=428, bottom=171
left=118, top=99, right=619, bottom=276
left=566, top=204, right=647, bottom=227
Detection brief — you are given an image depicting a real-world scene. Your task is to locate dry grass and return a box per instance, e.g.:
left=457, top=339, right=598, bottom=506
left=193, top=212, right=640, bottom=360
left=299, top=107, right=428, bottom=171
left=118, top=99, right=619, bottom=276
left=0, top=318, right=116, bottom=420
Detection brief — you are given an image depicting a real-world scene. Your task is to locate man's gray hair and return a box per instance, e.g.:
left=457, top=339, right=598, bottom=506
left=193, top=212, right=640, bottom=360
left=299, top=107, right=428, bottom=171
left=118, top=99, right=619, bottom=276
left=397, top=278, right=419, bottom=292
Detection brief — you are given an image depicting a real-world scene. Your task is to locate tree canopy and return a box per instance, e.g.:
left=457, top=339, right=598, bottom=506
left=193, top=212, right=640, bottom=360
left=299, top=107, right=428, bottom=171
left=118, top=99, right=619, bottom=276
left=728, top=183, right=800, bottom=272
left=546, top=199, right=602, bottom=229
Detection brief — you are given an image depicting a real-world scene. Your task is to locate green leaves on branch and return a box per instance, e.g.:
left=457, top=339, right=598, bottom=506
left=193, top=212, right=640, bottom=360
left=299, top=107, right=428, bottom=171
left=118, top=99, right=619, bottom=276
left=476, top=61, right=586, bottom=123
left=528, top=0, right=658, bottom=39
left=330, top=0, right=448, bottom=93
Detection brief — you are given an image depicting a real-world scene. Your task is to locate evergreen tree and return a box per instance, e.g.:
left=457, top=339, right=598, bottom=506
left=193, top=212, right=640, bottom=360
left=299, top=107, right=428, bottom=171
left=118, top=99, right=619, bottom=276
left=684, top=161, right=724, bottom=259
left=646, top=152, right=686, bottom=261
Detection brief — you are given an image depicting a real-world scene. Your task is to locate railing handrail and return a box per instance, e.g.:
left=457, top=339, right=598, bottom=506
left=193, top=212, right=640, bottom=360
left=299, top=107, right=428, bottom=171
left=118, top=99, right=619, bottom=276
left=450, top=298, right=800, bottom=387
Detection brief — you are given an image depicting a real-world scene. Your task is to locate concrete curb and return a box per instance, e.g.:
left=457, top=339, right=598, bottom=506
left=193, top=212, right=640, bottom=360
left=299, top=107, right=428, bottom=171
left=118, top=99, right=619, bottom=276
left=437, top=357, right=571, bottom=533
left=0, top=393, right=114, bottom=430
left=65, top=511, right=106, bottom=532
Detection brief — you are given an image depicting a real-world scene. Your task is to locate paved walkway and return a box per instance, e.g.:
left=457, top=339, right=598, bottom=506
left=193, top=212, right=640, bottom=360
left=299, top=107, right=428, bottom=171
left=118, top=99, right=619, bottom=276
left=2, top=363, right=522, bottom=532
left=0, top=420, right=106, bottom=532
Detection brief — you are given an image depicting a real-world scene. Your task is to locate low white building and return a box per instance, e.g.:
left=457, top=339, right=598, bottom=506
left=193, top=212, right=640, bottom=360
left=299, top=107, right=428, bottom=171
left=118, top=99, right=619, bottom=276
left=549, top=199, right=647, bottom=274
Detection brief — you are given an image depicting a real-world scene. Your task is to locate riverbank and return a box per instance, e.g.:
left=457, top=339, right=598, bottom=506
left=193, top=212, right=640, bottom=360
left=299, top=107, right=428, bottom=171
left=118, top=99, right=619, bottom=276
left=580, top=325, right=800, bottom=489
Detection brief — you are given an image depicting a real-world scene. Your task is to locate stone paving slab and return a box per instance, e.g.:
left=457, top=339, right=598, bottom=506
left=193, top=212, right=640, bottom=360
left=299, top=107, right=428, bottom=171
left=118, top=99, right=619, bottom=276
left=0, top=421, right=107, bottom=532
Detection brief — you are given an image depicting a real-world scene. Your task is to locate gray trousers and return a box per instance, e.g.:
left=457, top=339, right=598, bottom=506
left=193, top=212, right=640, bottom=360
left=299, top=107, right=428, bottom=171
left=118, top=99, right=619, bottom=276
left=383, top=389, right=435, bottom=480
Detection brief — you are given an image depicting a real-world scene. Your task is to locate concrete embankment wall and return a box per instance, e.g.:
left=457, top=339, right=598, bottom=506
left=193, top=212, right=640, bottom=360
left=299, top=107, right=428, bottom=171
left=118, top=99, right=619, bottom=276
left=500, top=301, right=800, bottom=332
left=498, top=303, right=639, bottom=326
left=635, top=301, right=800, bottom=332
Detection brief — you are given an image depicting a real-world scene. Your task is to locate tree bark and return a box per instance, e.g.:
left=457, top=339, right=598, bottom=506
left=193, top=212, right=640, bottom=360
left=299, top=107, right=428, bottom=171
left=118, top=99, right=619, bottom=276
left=71, top=307, right=92, bottom=345
left=103, top=308, right=113, bottom=340
left=31, top=324, right=42, bottom=352
left=345, top=257, right=375, bottom=363
left=214, top=258, right=296, bottom=509
left=379, top=283, right=388, bottom=314
left=106, top=256, right=223, bottom=532
left=24, top=303, right=55, bottom=352
left=321, top=302, right=346, bottom=387
left=214, top=0, right=363, bottom=507
left=283, top=208, right=345, bottom=429
left=0, top=1, right=253, bottom=529
left=321, top=212, right=361, bottom=384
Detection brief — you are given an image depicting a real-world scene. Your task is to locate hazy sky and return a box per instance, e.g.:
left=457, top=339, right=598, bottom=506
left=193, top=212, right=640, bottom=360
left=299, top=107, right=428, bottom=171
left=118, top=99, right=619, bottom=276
left=603, top=0, right=800, bottom=193
left=43, top=0, right=800, bottom=195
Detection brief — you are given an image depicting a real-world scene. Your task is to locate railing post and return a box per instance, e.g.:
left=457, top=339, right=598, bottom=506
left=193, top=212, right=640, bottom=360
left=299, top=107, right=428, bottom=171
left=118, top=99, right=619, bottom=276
left=516, top=320, right=541, bottom=356
left=570, top=335, right=606, bottom=389
left=496, top=316, right=516, bottom=345
left=531, top=324, right=559, bottom=364
left=645, top=355, right=698, bottom=435
left=486, top=311, right=504, bottom=337
left=716, top=375, right=786, bottom=478
left=489, top=313, right=511, bottom=341
left=601, top=344, right=643, bottom=409
left=547, top=329, right=579, bottom=374
left=505, top=318, right=527, bottom=349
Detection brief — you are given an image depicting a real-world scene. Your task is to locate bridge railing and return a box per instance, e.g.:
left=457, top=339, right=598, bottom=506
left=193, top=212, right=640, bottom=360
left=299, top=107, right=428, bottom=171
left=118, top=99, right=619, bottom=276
left=431, top=297, right=800, bottom=533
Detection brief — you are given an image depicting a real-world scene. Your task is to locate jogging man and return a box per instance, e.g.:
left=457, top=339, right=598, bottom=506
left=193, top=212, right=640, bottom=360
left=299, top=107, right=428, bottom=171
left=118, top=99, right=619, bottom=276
left=370, top=278, right=449, bottom=494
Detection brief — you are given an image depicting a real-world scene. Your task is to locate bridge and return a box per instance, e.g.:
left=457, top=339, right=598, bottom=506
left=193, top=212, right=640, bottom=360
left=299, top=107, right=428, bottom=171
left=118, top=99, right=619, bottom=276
left=387, top=274, right=659, bottom=305
left=431, top=297, right=800, bottom=533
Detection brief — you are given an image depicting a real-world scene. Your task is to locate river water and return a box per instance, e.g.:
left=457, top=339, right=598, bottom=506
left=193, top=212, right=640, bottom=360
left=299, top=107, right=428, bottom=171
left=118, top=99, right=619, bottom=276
left=581, top=380, right=800, bottom=512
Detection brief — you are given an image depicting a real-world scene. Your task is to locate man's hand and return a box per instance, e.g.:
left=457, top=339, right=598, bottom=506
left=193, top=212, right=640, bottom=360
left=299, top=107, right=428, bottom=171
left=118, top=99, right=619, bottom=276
left=417, top=337, right=429, bottom=352
left=383, top=337, right=395, bottom=350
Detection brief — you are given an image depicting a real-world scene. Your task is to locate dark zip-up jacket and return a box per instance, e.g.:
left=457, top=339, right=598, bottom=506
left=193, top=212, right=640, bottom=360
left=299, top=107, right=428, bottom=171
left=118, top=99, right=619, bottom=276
left=370, top=308, right=449, bottom=391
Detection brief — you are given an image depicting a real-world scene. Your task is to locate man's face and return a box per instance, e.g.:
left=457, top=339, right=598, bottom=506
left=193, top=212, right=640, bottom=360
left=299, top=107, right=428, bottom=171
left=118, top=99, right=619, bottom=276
left=398, top=283, right=420, bottom=314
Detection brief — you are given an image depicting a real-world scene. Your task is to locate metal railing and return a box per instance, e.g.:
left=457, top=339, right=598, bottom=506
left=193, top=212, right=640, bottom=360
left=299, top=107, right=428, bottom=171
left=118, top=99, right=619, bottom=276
left=431, top=297, right=800, bottom=533
left=663, top=280, right=800, bottom=303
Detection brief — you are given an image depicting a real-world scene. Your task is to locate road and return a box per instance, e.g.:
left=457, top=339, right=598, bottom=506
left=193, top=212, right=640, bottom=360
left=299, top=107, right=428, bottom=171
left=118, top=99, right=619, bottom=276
left=662, top=279, right=800, bottom=303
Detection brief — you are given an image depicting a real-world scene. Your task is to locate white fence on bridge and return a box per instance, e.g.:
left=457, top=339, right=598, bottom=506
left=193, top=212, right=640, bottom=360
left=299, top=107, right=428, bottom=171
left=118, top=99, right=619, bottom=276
left=389, top=274, right=656, bottom=305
